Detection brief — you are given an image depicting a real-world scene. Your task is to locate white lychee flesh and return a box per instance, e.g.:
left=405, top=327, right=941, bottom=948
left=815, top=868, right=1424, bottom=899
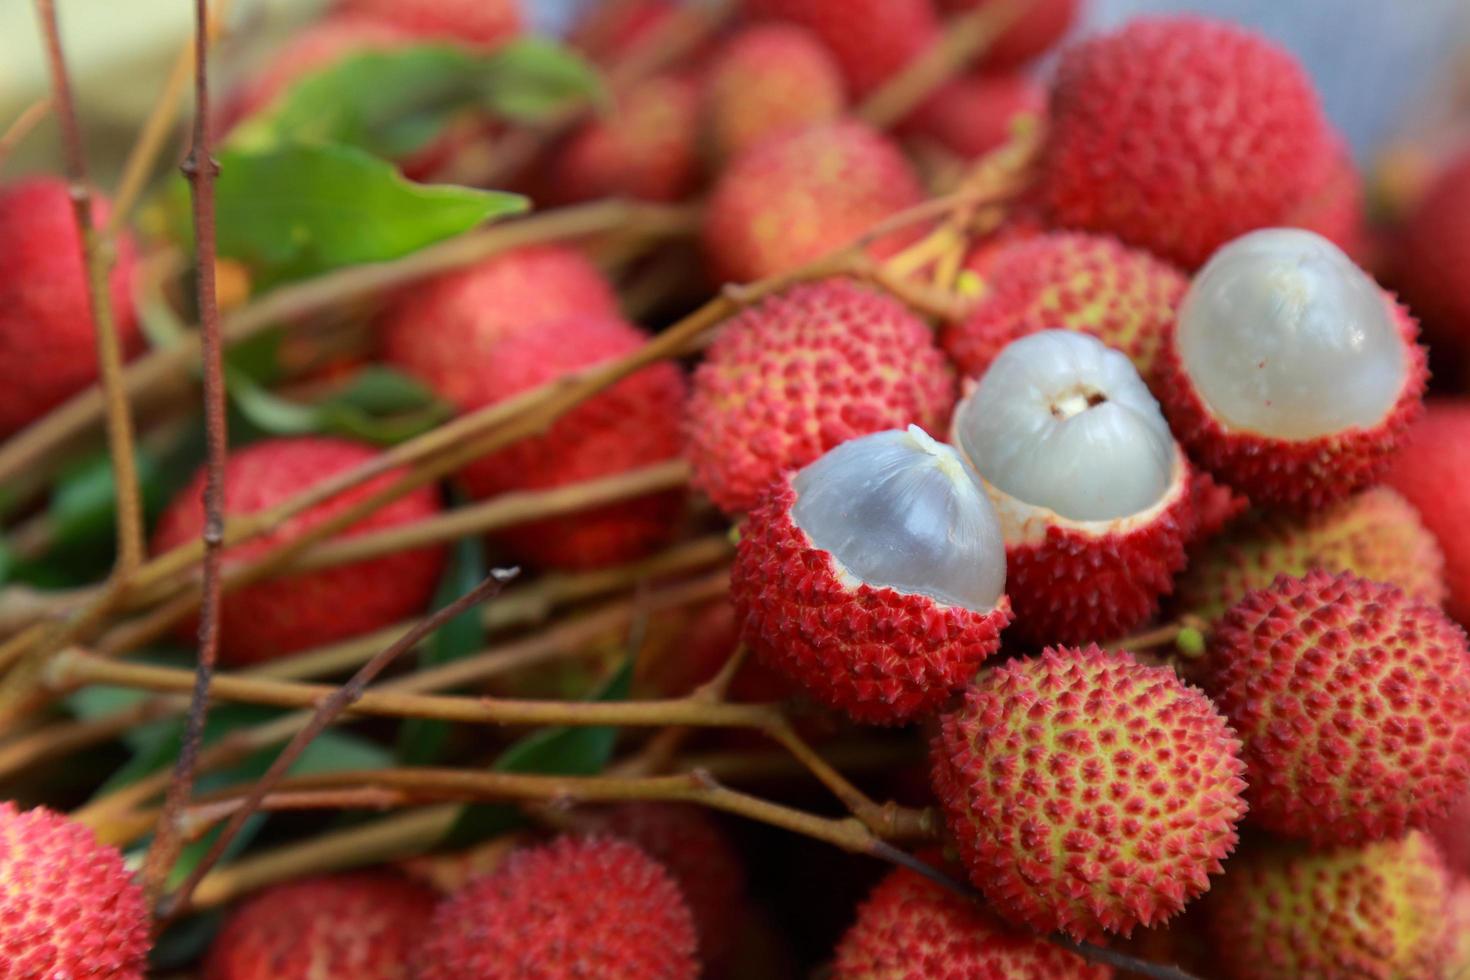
left=790, top=426, right=1006, bottom=612
left=1177, top=228, right=1406, bottom=440
left=953, top=330, right=1175, bottom=522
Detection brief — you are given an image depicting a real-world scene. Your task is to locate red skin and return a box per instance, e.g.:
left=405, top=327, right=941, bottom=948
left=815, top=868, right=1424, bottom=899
left=332, top=0, right=521, bottom=47
left=569, top=0, right=681, bottom=63
left=743, top=0, right=940, bottom=96
left=1394, top=149, right=1470, bottom=378
left=1386, top=400, right=1470, bottom=626
left=152, top=437, right=444, bottom=666
left=0, top=177, right=141, bottom=437
left=938, top=0, right=1081, bottom=69
left=1286, top=137, right=1372, bottom=266
left=900, top=73, right=1045, bottom=161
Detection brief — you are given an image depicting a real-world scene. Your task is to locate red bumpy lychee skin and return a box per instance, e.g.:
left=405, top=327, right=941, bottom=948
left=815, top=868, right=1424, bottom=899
left=941, top=231, right=1188, bottom=387
left=832, top=865, right=1111, bottom=979
left=1204, top=570, right=1470, bottom=847
left=686, top=279, right=954, bottom=515
left=938, top=0, right=1080, bottom=69
left=1386, top=401, right=1470, bottom=626
left=0, top=802, right=150, bottom=979
left=332, top=0, right=521, bottom=47
left=900, top=73, right=1045, bottom=162
left=701, top=121, right=925, bottom=284
left=932, top=646, right=1247, bottom=940
left=1393, top=147, right=1470, bottom=371
left=1037, top=16, right=1333, bottom=269
left=0, top=177, right=141, bottom=438
left=414, top=835, right=698, bottom=980
left=1287, top=138, right=1371, bottom=265
left=152, top=437, right=444, bottom=666
left=744, top=0, right=939, bottom=96
left=205, top=872, right=437, bottom=980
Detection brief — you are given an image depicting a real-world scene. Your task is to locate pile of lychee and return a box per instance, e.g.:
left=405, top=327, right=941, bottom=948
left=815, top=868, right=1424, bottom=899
left=4, top=0, right=1470, bottom=977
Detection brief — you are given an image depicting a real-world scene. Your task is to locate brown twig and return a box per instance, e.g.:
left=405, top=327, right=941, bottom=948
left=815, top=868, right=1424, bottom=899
left=0, top=98, right=52, bottom=170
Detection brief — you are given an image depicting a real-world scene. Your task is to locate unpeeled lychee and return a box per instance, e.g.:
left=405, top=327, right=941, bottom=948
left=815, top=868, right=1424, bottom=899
left=1037, top=16, right=1334, bottom=269
left=0, top=802, right=150, bottom=979
left=152, top=437, right=444, bottom=665
left=938, top=0, right=1080, bottom=69
left=205, top=872, right=436, bottom=979
left=932, top=646, right=1247, bottom=940
left=0, top=177, right=141, bottom=437
left=1159, top=228, right=1426, bottom=510
left=731, top=427, right=1012, bottom=725
left=1386, top=400, right=1470, bottom=625
left=1286, top=138, right=1371, bottom=265
left=832, top=865, right=1111, bottom=979
left=1206, top=833, right=1453, bottom=980
left=1206, top=570, right=1470, bottom=846
left=568, top=0, right=679, bottom=62
left=414, top=835, right=698, bottom=979
left=701, top=121, right=925, bottom=284
left=1392, top=146, right=1470, bottom=370
left=332, top=0, right=521, bottom=47
left=900, top=73, right=1044, bottom=162
left=686, top=278, right=954, bottom=515
left=744, top=0, right=939, bottom=96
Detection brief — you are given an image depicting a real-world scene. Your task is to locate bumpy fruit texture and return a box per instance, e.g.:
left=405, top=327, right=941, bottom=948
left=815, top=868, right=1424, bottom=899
left=932, top=646, right=1247, bottom=940
left=1393, top=147, right=1470, bottom=370
left=1206, top=833, right=1452, bottom=980
left=0, top=177, right=141, bottom=437
left=547, top=74, right=701, bottom=204
left=1038, top=16, right=1333, bottom=269
left=1176, top=486, right=1447, bottom=624
left=731, top=428, right=1011, bottom=725
left=938, top=0, right=1080, bottom=69
left=332, top=0, right=520, bottom=47
left=940, top=231, right=1187, bottom=386
left=152, top=437, right=444, bottom=666
left=744, top=0, right=939, bottom=96
left=0, top=802, right=149, bottom=979
left=900, top=73, right=1044, bottom=161
left=832, top=865, right=1111, bottom=979
left=205, top=872, right=436, bottom=979
left=702, top=121, right=925, bottom=284
left=686, top=279, right=954, bottom=514
left=1206, top=570, right=1470, bottom=846
left=1160, top=229, right=1426, bottom=510
left=1286, top=138, right=1371, bottom=265
left=702, top=24, right=847, bottom=166
left=1386, top=400, right=1470, bottom=625
left=414, top=835, right=698, bottom=979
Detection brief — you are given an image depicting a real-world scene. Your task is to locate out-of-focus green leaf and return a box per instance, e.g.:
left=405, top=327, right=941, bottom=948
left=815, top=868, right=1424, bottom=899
left=226, top=365, right=453, bottom=446
left=478, top=38, right=606, bottom=121
left=49, top=449, right=161, bottom=552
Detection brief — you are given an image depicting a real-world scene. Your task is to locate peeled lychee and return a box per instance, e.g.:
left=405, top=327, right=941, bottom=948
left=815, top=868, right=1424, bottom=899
left=0, top=177, right=141, bottom=437
left=702, top=24, right=847, bottom=166
left=938, top=0, right=1080, bottom=70
left=744, top=0, right=939, bottom=96
left=205, top=872, right=437, bottom=979
left=932, top=645, right=1247, bottom=940
left=940, top=231, right=1188, bottom=387
left=1206, top=832, right=1453, bottom=980
left=1037, top=16, right=1334, bottom=269
left=1159, top=228, right=1426, bottom=510
left=731, top=427, right=1012, bottom=725
left=332, top=0, right=521, bottom=47
left=1205, top=570, right=1470, bottom=846
left=1386, top=400, right=1470, bottom=625
left=832, top=865, right=1111, bottom=979
left=951, top=330, right=1195, bottom=645
left=686, top=278, right=954, bottom=515
left=1176, top=486, right=1447, bottom=624
left=414, top=835, right=698, bottom=979
left=152, top=436, right=445, bottom=665
left=702, top=121, right=925, bottom=284
left=900, top=73, right=1044, bottom=161
left=1392, top=147, right=1470, bottom=371
left=0, top=802, right=150, bottom=979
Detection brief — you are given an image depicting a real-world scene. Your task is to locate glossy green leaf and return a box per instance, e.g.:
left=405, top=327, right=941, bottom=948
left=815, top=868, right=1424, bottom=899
left=226, top=365, right=452, bottom=445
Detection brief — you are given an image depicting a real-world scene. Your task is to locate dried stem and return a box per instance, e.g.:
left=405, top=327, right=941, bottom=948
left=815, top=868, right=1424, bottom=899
left=0, top=97, right=52, bottom=169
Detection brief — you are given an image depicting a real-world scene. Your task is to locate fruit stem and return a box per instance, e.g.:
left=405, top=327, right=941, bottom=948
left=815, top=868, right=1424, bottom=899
left=0, top=97, right=52, bottom=171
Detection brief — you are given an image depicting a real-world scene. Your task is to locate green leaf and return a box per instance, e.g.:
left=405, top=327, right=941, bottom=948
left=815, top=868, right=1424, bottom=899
left=226, top=365, right=453, bottom=446
left=478, top=38, right=606, bottom=122
left=206, top=143, right=527, bottom=286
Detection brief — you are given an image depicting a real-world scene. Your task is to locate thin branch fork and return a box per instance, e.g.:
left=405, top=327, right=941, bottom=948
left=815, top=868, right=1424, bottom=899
left=0, top=98, right=52, bottom=169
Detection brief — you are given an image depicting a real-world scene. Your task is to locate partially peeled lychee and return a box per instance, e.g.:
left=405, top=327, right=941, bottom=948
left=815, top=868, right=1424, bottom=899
left=1159, top=228, right=1426, bottom=510
left=730, top=426, right=1012, bottom=725
left=952, top=330, right=1194, bottom=645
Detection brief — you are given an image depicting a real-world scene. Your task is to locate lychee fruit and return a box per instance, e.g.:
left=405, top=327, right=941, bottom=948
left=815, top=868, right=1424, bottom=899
left=951, top=330, right=1196, bottom=646
left=151, top=436, right=445, bottom=666
left=1446, top=879, right=1470, bottom=975
left=731, top=426, right=1012, bottom=725
left=1430, top=791, right=1470, bottom=878
left=686, top=277, right=954, bottom=515
left=413, top=835, right=699, bottom=979
left=0, top=802, right=150, bottom=979
left=569, top=0, right=680, bottom=63
left=1205, top=832, right=1453, bottom=980
left=832, top=864, right=1111, bottom=979
left=1158, top=228, right=1426, bottom=511
left=205, top=872, right=437, bottom=979
left=931, top=645, right=1248, bottom=939
left=0, top=176, right=141, bottom=437
left=701, top=24, right=847, bottom=167
left=546, top=74, right=701, bottom=204
left=1037, top=16, right=1334, bottom=269
left=1386, top=400, right=1470, bottom=625
left=900, top=72, right=1045, bottom=162
left=701, top=121, right=925, bottom=284
left=743, top=0, right=940, bottom=97
left=1392, top=146, right=1470, bottom=370
left=1176, top=486, right=1447, bottom=624
left=940, top=231, right=1188, bottom=387
left=938, top=0, right=1080, bottom=70
left=1285, top=137, right=1371, bottom=265
left=331, top=0, right=521, bottom=48
left=1204, top=569, right=1470, bottom=846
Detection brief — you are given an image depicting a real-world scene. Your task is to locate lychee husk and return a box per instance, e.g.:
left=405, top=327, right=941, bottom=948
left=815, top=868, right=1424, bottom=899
left=1205, top=832, right=1453, bottom=980
left=1177, top=485, right=1447, bottom=624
